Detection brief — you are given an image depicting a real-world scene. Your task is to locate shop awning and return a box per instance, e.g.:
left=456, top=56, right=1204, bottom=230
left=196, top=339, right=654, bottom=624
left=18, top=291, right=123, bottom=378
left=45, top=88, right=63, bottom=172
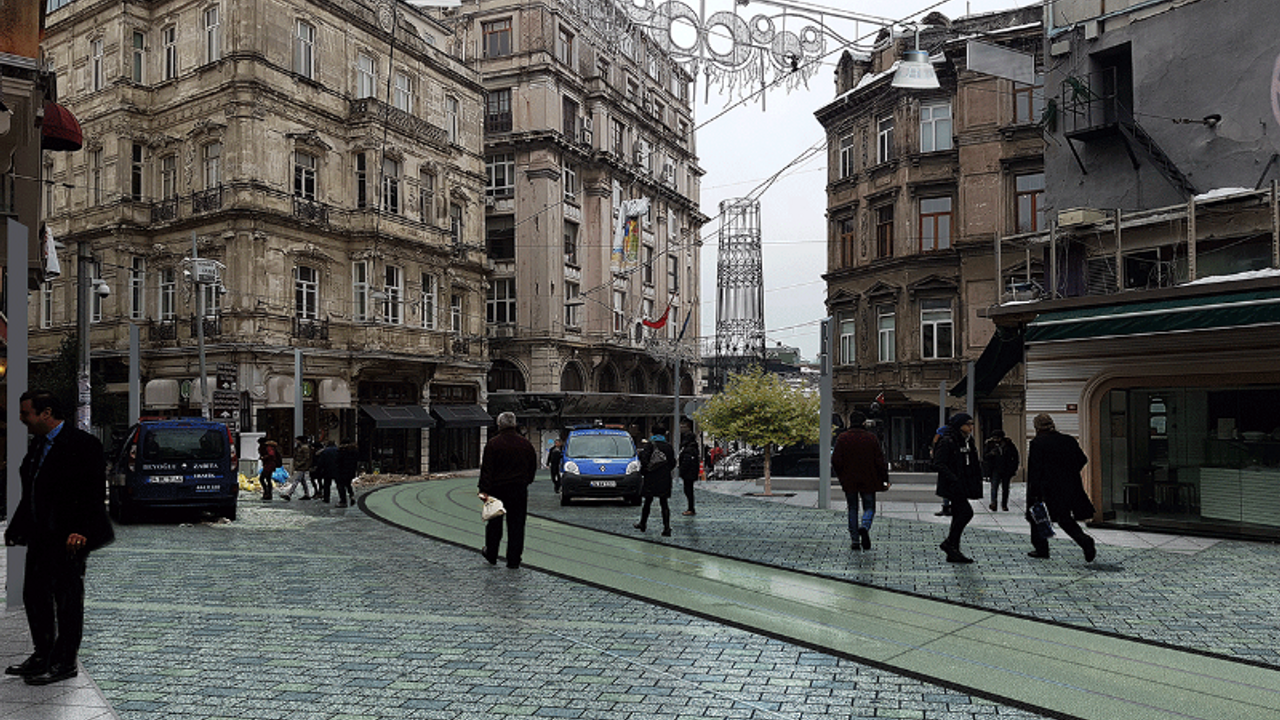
left=360, top=404, right=436, bottom=429
left=1025, top=289, right=1280, bottom=343
left=431, top=404, right=494, bottom=428
left=42, top=101, right=83, bottom=152
left=950, top=326, right=1024, bottom=397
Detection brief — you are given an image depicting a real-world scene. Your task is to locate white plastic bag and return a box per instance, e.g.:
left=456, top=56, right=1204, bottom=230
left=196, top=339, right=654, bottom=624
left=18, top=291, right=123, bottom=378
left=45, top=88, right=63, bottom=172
left=481, top=495, right=506, bottom=522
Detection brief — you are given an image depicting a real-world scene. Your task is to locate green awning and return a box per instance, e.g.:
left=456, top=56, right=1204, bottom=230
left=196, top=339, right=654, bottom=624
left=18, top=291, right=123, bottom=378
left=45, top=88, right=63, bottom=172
left=1025, top=289, right=1280, bottom=343
left=950, top=326, right=1024, bottom=397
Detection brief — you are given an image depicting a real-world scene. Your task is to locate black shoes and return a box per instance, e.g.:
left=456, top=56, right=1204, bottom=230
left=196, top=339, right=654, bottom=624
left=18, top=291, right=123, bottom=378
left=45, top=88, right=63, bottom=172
left=633, top=523, right=646, bottom=532
left=1027, top=550, right=1051, bottom=558
left=1083, top=538, right=1098, bottom=563
left=940, top=541, right=974, bottom=563
left=24, top=664, right=77, bottom=685
left=480, top=547, right=497, bottom=565
left=858, top=528, right=871, bottom=551
left=5, top=655, right=47, bottom=677
left=661, top=528, right=672, bottom=537
left=934, top=508, right=952, bottom=516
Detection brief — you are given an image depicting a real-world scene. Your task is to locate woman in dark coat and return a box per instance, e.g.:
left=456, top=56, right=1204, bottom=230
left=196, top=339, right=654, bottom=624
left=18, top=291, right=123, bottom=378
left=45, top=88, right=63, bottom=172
left=934, top=413, right=984, bottom=563
left=1026, top=413, right=1097, bottom=562
left=634, top=424, right=677, bottom=536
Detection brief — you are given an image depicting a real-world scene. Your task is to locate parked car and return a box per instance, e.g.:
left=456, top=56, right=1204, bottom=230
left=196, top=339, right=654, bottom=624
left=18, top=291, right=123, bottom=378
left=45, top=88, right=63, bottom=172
left=558, top=426, right=642, bottom=506
left=109, top=419, right=239, bottom=523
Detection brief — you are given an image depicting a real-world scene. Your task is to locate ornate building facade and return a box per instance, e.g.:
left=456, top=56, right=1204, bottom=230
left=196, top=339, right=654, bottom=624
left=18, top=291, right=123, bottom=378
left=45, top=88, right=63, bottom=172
left=38, top=0, right=489, bottom=473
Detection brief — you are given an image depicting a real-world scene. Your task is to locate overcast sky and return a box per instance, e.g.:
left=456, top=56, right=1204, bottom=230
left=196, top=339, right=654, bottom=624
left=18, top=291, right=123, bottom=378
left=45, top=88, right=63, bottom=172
left=692, top=0, right=1023, bottom=362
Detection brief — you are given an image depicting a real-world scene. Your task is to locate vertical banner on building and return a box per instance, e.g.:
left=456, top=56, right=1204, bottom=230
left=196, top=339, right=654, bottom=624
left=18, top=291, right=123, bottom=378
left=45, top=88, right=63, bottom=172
left=612, top=197, right=650, bottom=269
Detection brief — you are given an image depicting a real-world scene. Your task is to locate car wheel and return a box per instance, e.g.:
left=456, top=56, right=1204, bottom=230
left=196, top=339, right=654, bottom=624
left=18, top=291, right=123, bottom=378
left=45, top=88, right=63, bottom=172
left=560, top=492, right=572, bottom=506
left=222, top=503, right=237, bottom=522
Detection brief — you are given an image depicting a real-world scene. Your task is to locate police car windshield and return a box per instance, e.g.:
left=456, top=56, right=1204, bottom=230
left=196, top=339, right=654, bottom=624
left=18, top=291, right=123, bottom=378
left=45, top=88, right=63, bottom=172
left=566, top=434, right=634, bottom=459
left=142, top=428, right=226, bottom=462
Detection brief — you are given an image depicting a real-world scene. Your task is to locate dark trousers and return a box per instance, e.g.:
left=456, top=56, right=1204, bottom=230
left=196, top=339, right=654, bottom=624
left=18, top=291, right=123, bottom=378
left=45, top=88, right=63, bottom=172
left=550, top=468, right=561, bottom=491
left=639, top=496, right=670, bottom=530
left=260, top=469, right=274, bottom=499
left=23, top=545, right=88, bottom=667
left=484, top=489, right=528, bottom=567
left=1031, top=514, right=1094, bottom=556
left=335, top=477, right=354, bottom=504
left=990, top=475, right=1011, bottom=507
left=945, top=498, right=975, bottom=548
left=682, top=476, right=696, bottom=512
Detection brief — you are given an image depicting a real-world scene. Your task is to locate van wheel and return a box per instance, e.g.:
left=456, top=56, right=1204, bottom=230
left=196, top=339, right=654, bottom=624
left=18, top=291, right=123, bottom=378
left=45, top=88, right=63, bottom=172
left=560, top=492, right=572, bottom=506
left=221, top=503, right=237, bottom=522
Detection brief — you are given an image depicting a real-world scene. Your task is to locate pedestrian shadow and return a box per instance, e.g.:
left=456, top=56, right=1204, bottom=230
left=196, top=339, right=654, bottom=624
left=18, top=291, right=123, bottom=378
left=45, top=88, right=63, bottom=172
left=1086, top=562, right=1124, bottom=572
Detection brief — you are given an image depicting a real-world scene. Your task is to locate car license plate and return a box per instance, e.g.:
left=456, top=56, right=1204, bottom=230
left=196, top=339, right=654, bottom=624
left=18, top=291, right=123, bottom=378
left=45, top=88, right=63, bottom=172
left=589, top=480, right=616, bottom=488
left=149, top=475, right=184, bottom=484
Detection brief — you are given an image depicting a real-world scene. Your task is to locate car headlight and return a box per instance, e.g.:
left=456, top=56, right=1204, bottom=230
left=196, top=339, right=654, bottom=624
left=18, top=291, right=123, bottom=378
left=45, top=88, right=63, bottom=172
left=626, top=459, right=640, bottom=474
left=564, top=460, right=580, bottom=474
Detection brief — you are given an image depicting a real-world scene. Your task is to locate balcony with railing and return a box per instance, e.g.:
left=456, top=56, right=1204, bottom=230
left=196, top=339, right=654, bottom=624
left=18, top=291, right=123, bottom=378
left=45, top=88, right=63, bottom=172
left=192, top=185, right=223, bottom=214
left=292, top=196, right=330, bottom=224
left=348, top=97, right=448, bottom=149
left=292, top=315, right=330, bottom=340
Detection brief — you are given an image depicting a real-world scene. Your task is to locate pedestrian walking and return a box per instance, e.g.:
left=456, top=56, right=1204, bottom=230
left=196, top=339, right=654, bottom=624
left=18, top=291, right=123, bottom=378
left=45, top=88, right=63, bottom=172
left=984, top=430, right=1020, bottom=511
left=831, top=411, right=891, bottom=550
left=313, top=440, right=338, bottom=503
left=547, top=438, right=564, bottom=493
left=930, top=426, right=951, bottom=516
left=634, top=424, right=677, bottom=536
left=678, top=425, right=700, bottom=516
left=1026, top=414, right=1098, bottom=562
left=333, top=439, right=359, bottom=508
left=478, top=412, right=539, bottom=569
left=280, top=435, right=315, bottom=501
left=934, top=413, right=983, bottom=563
left=5, top=390, right=115, bottom=686
left=258, top=437, right=282, bottom=501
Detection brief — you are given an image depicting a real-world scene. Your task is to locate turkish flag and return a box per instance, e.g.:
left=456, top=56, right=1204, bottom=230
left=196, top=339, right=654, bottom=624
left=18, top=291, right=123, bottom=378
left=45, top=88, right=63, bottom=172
left=642, top=304, right=671, bottom=329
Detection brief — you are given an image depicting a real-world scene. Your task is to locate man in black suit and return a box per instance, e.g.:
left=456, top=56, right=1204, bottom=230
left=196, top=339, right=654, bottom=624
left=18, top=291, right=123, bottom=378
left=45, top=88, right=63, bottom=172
left=5, top=390, right=114, bottom=685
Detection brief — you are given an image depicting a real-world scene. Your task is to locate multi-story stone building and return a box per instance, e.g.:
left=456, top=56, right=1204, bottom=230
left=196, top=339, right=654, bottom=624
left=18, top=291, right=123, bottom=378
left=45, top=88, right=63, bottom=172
left=817, top=6, right=1044, bottom=469
left=39, top=0, right=490, bottom=473
left=443, top=0, right=705, bottom=444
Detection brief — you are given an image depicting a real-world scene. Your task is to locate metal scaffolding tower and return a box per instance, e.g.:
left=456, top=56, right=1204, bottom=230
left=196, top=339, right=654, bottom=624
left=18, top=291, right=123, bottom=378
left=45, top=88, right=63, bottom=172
left=713, top=198, right=765, bottom=391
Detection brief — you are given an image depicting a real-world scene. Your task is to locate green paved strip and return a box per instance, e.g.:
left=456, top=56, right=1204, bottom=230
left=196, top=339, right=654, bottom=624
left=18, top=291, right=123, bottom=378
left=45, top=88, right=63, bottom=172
left=364, top=478, right=1280, bottom=720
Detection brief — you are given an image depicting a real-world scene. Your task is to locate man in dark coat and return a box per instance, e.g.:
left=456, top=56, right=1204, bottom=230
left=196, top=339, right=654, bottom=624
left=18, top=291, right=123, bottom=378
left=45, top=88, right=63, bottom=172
left=634, top=424, right=676, bottom=536
left=1026, top=413, right=1098, bottom=562
left=677, top=420, right=700, bottom=516
left=831, top=411, right=890, bottom=550
left=478, top=412, right=539, bottom=569
left=313, top=441, right=338, bottom=503
left=934, top=413, right=983, bottom=563
left=5, top=390, right=114, bottom=685
left=984, top=430, right=1020, bottom=512
left=334, top=440, right=359, bottom=508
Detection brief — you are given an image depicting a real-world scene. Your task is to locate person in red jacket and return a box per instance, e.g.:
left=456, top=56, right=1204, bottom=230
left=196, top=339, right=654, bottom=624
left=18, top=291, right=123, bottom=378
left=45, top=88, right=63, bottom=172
left=831, top=411, right=890, bottom=550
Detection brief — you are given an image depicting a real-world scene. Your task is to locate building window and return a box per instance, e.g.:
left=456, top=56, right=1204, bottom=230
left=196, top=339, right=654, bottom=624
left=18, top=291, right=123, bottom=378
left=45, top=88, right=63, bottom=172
left=381, top=158, right=400, bottom=214
left=132, top=31, right=146, bottom=83
left=204, top=6, right=221, bottom=63
left=920, top=101, right=952, bottom=152
left=919, top=197, right=952, bottom=251
left=839, top=217, right=855, bottom=266
left=876, top=115, right=894, bottom=164
left=160, top=154, right=178, bottom=199
left=921, top=298, right=953, bottom=360
left=557, top=27, right=574, bottom=66
left=421, top=273, right=437, bottom=329
left=294, top=152, right=317, bottom=200
left=612, top=118, right=626, bottom=156
left=160, top=267, right=176, bottom=320
left=877, top=305, right=896, bottom=363
left=1015, top=172, right=1045, bottom=233
left=294, top=20, right=316, bottom=80
left=356, top=52, right=376, bottom=98
left=642, top=298, right=655, bottom=327
left=487, top=277, right=516, bottom=324
left=562, top=96, right=579, bottom=138
left=89, top=149, right=102, bottom=205
left=641, top=244, right=654, bottom=284
left=563, top=164, right=577, bottom=201
left=486, top=153, right=514, bottom=198
left=486, top=88, right=512, bottom=132
left=565, top=281, right=580, bottom=327
left=40, top=282, right=53, bottom=329
left=449, top=203, right=462, bottom=245
left=486, top=215, right=515, bottom=260
left=393, top=70, right=413, bottom=112
left=89, top=259, right=103, bottom=323
left=355, top=152, right=368, bottom=209
left=667, top=254, right=679, bottom=294
left=131, top=143, right=145, bottom=201
left=612, top=289, right=626, bottom=333
left=130, top=257, right=146, bottom=320
left=839, top=133, right=856, bottom=178
left=383, top=265, right=403, bottom=324
left=839, top=319, right=855, bottom=365
left=445, top=96, right=459, bottom=144
left=203, top=142, right=221, bottom=188
left=875, top=204, right=894, bottom=259
left=162, top=26, right=177, bottom=80
left=352, top=260, right=369, bottom=322
left=482, top=18, right=511, bottom=58
left=201, top=281, right=221, bottom=318
left=295, top=265, right=318, bottom=320
left=450, top=293, right=462, bottom=333
left=91, top=38, right=103, bottom=92
left=419, top=170, right=434, bottom=221
left=563, top=221, right=578, bottom=265
left=1013, top=72, right=1045, bottom=125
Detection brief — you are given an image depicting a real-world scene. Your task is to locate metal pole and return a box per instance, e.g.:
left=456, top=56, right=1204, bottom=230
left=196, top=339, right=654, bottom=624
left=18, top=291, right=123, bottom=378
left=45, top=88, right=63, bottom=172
left=7, top=219, right=30, bottom=610
left=966, top=359, right=976, bottom=419
left=672, top=353, right=681, bottom=469
left=938, top=380, right=946, bottom=428
left=193, top=234, right=211, bottom=420
left=129, top=323, right=140, bottom=424
left=295, top=348, right=304, bottom=441
left=818, top=318, right=833, bottom=510
left=76, top=240, right=91, bottom=431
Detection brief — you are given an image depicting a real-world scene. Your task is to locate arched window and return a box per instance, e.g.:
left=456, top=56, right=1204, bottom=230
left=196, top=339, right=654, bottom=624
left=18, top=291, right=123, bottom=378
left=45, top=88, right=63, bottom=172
left=653, top=369, right=671, bottom=396
left=628, top=369, right=647, bottom=394
left=598, top=365, right=619, bottom=393
left=680, top=373, right=695, bottom=396
left=487, top=359, right=526, bottom=392
left=560, top=363, right=584, bottom=392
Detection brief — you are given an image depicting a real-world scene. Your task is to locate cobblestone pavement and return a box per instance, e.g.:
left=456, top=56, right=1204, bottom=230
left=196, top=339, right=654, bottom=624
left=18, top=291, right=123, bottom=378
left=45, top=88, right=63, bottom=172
left=4, top=473, right=1277, bottom=719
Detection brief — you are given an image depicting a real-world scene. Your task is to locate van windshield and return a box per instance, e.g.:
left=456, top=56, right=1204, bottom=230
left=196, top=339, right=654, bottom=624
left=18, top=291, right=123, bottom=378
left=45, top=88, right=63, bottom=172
left=142, top=428, right=227, bottom=462
left=566, top=434, right=634, bottom=460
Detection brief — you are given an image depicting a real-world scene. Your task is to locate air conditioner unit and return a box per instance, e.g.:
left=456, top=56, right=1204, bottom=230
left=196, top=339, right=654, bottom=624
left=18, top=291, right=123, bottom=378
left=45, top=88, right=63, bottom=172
left=580, top=128, right=593, bottom=145
left=484, top=195, right=495, bottom=207
left=1058, top=208, right=1108, bottom=226
left=634, top=149, right=646, bottom=165
left=582, top=116, right=593, bottom=132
